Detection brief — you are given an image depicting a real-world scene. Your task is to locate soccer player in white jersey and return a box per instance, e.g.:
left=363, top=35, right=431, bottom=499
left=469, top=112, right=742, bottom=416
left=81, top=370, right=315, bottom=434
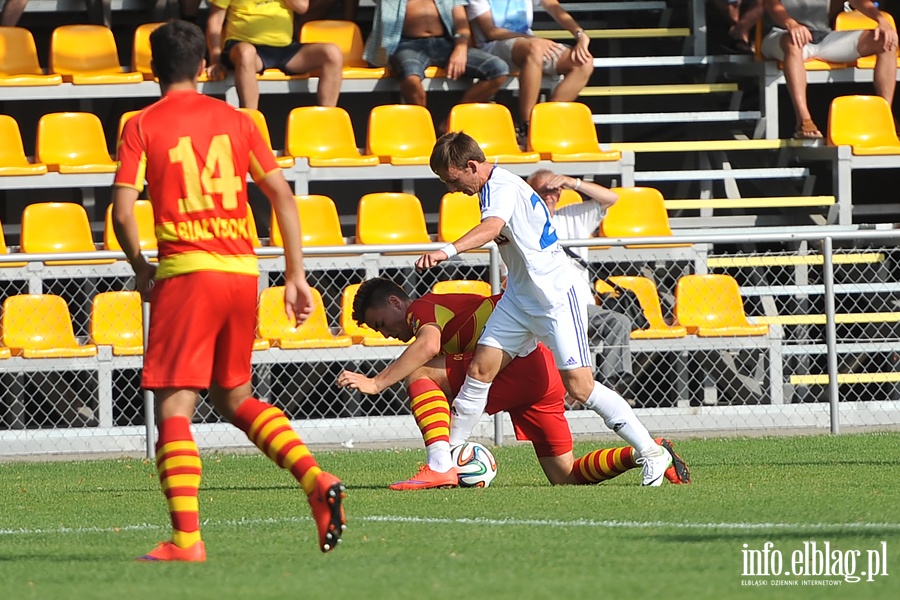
left=415, top=132, right=672, bottom=485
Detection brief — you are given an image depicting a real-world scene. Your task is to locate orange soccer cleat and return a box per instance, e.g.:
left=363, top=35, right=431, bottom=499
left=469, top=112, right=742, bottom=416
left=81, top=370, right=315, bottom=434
left=389, top=465, right=458, bottom=491
left=656, top=437, right=692, bottom=484
left=136, top=540, right=206, bottom=562
left=307, top=471, right=347, bottom=553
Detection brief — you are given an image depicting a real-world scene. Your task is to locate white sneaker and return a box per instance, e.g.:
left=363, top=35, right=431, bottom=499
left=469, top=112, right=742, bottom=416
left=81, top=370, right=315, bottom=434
left=636, top=445, right=673, bottom=486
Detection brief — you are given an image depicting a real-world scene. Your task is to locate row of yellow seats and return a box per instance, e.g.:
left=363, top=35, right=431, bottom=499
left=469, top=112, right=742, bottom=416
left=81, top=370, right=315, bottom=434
left=0, top=279, right=494, bottom=358
left=594, top=274, right=768, bottom=341
left=0, top=184, right=683, bottom=267
left=0, top=20, right=390, bottom=86
left=0, top=101, right=617, bottom=177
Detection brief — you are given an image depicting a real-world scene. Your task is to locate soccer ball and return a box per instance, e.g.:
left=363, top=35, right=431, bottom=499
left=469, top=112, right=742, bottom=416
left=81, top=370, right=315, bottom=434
left=450, top=442, right=497, bottom=488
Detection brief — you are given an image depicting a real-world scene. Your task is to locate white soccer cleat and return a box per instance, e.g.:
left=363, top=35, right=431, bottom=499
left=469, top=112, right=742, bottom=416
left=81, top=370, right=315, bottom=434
left=637, top=445, right=673, bottom=486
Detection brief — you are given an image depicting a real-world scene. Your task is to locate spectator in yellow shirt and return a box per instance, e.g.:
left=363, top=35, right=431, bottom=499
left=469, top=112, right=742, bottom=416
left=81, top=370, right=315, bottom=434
left=206, top=0, right=344, bottom=109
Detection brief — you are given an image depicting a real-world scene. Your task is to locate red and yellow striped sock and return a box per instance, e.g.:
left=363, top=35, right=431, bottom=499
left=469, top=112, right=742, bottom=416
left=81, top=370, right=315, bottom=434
left=409, top=378, right=451, bottom=449
left=573, top=446, right=637, bottom=484
left=156, top=416, right=202, bottom=549
left=233, top=397, right=321, bottom=496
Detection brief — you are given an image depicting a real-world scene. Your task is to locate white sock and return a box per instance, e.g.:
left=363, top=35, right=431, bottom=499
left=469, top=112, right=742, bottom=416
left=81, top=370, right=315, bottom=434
left=426, top=440, right=453, bottom=472
left=448, top=375, right=492, bottom=446
left=582, top=380, right=659, bottom=457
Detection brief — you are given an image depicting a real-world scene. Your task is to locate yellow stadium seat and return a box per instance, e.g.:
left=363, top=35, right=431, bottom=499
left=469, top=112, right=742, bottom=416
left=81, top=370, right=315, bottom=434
left=285, top=106, right=380, bottom=166
left=271, top=195, right=345, bottom=247
left=0, top=115, right=47, bottom=176
left=606, top=276, right=688, bottom=339
left=367, top=104, right=437, bottom=165
left=433, top=279, right=493, bottom=296
left=258, top=286, right=352, bottom=349
left=50, top=25, right=143, bottom=84
left=836, top=10, right=899, bottom=68
left=447, top=103, right=540, bottom=163
left=104, top=200, right=157, bottom=252
left=132, top=22, right=164, bottom=80
left=528, top=102, right=622, bottom=161
left=0, top=26, right=63, bottom=85
left=340, top=283, right=408, bottom=345
left=438, top=192, right=481, bottom=242
left=237, top=107, right=295, bottom=169
left=0, top=346, right=9, bottom=359
left=90, top=291, right=143, bottom=356
left=556, top=188, right=582, bottom=209
left=1, top=294, right=98, bottom=358
left=21, top=202, right=114, bottom=265
left=602, top=187, right=689, bottom=248
left=116, top=110, right=141, bottom=153
left=675, top=274, right=769, bottom=337
left=0, top=217, right=26, bottom=268
left=357, top=192, right=431, bottom=244
left=299, top=20, right=387, bottom=78
left=828, top=95, right=900, bottom=155
left=36, top=112, right=117, bottom=173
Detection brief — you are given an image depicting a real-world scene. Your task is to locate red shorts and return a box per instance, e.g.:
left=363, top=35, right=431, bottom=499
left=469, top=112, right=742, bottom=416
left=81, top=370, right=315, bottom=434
left=142, top=271, right=258, bottom=390
left=446, top=344, right=573, bottom=458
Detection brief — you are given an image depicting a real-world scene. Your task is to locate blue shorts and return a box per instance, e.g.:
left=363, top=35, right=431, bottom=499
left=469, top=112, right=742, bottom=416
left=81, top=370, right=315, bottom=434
left=389, top=36, right=509, bottom=81
left=221, top=40, right=305, bottom=74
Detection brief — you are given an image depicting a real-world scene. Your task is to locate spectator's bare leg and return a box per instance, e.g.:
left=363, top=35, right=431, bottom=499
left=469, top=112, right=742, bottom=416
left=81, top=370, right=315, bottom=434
left=1, top=0, right=28, bottom=26
left=734, top=0, right=764, bottom=47
left=511, top=39, right=548, bottom=124
left=400, top=75, right=427, bottom=106
left=779, top=32, right=818, bottom=135
left=228, top=42, right=264, bottom=109
left=551, top=48, right=593, bottom=103
left=859, top=30, right=897, bottom=106
left=459, top=75, right=506, bottom=104
left=284, top=43, right=344, bottom=107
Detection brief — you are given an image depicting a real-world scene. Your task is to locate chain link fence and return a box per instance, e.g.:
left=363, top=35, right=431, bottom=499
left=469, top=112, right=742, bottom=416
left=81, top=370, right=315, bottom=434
left=2, top=230, right=900, bottom=457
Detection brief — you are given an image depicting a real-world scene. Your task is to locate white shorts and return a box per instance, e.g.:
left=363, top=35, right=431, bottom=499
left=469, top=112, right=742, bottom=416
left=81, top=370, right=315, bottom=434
left=761, top=29, right=864, bottom=62
left=482, top=38, right=564, bottom=76
left=478, top=287, right=592, bottom=371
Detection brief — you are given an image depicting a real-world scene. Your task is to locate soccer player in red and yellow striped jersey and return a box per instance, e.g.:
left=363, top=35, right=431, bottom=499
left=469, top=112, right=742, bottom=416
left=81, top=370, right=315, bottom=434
left=337, top=278, right=690, bottom=488
left=112, top=21, right=345, bottom=562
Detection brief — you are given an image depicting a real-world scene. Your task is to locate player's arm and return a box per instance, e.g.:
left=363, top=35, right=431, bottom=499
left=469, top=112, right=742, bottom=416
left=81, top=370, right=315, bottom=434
left=415, top=216, right=505, bottom=271
left=337, top=324, right=443, bottom=394
left=257, top=171, right=315, bottom=324
left=111, top=186, right=156, bottom=298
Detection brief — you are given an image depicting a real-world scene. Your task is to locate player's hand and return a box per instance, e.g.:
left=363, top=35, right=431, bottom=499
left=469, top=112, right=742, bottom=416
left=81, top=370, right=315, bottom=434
left=447, top=46, right=467, bottom=80
left=133, top=259, right=157, bottom=300
left=786, top=21, right=812, bottom=48
left=206, top=62, right=227, bottom=81
left=415, top=250, right=449, bottom=272
left=284, top=275, right=315, bottom=325
left=336, top=370, right=380, bottom=394
left=571, top=34, right=592, bottom=65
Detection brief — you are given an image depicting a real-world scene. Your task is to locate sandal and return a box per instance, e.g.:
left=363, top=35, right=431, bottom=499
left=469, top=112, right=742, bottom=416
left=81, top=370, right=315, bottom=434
left=794, top=119, right=823, bottom=139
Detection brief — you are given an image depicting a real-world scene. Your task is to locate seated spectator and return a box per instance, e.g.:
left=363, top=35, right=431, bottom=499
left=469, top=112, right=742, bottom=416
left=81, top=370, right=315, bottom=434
left=363, top=0, right=510, bottom=132
left=712, top=0, right=764, bottom=53
left=526, top=169, right=638, bottom=402
left=761, top=0, right=897, bottom=138
left=466, top=0, right=594, bottom=140
left=206, top=0, right=344, bottom=110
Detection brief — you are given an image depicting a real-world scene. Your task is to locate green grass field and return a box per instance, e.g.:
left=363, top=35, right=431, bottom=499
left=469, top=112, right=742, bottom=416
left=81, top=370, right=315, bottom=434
left=1, top=433, right=899, bottom=600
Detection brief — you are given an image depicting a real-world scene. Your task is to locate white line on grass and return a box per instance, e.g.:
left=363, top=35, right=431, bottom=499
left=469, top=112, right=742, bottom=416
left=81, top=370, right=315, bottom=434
left=2, top=515, right=900, bottom=536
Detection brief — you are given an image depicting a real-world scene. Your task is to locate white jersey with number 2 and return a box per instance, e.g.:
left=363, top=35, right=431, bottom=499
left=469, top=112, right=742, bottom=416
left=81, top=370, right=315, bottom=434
left=479, top=166, right=575, bottom=314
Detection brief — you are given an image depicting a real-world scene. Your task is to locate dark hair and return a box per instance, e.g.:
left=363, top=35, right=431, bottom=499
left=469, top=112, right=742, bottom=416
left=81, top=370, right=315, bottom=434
left=430, top=131, right=486, bottom=173
left=352, top=278, right=409, bottom=324
left=150, top=20, right=206, bottom=85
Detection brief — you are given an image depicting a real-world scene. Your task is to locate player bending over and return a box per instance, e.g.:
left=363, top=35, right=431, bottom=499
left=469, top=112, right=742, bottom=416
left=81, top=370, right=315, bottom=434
left=336, top=278, right=688, bottom=488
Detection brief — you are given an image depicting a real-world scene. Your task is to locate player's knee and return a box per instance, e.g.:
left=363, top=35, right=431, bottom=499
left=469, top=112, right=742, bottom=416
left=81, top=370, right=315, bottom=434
left=231, top=44, right=258, bottom=67
left=321, top=43, right=344, bottom=68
